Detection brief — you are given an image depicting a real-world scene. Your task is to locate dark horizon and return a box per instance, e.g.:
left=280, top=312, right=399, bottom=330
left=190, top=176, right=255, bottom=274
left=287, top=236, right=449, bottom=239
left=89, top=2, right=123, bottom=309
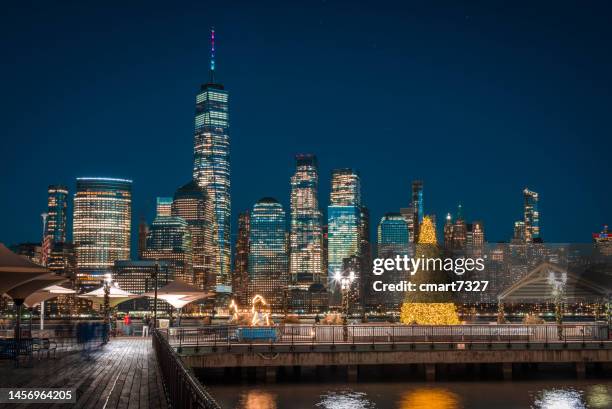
left=1, top=1, right=611, bottom=248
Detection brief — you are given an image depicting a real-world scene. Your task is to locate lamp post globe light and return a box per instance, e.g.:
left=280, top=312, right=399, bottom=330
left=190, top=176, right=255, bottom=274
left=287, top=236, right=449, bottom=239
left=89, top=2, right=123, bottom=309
left=334, top=270, right=355, bottom=341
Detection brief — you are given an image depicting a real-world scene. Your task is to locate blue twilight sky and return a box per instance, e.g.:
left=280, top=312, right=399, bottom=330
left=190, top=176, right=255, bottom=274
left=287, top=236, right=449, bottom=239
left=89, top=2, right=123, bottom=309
left=1, top=1, right=610, bottom=249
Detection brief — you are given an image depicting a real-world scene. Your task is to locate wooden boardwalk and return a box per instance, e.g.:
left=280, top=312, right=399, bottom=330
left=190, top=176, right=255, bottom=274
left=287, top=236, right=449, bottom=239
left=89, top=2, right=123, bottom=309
left=0, top=337, right=168, bottom=409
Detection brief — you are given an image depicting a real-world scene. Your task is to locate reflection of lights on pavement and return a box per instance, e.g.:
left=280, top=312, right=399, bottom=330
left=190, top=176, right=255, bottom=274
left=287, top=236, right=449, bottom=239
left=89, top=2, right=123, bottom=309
left=316, top=390, right=375, bottom=409
left=533, top=389, right=586, bottom=409
left=586, top=385, right=612, bottom=409
left=399, top=388, right=460, bottom=409
left=242, top=390, right=277, bottom=409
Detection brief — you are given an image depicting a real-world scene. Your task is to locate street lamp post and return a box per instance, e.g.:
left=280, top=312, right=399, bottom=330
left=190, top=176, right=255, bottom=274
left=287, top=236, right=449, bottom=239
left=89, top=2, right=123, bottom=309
left=152, top=260, right=159, bottom=329
left=334, top=270, right=355, bottom=342
left=103, top=273, right=112, bottom=343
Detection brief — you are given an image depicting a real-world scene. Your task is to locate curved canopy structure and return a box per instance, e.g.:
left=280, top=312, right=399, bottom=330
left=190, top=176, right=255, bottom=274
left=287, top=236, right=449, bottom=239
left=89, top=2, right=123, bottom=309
left=498, top=262, right=611, bottom=303
left=143, top=279, right=212, bottom=309
left=0, top=243, right=55, bottom=297
left=79, top=283, right=142, bottom=308
left=24, top=285, right=76, bottom=308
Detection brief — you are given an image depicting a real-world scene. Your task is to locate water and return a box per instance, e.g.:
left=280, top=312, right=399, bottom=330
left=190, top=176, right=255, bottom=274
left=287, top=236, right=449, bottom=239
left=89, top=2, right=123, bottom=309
left=209, top=381, right=612, bottom=409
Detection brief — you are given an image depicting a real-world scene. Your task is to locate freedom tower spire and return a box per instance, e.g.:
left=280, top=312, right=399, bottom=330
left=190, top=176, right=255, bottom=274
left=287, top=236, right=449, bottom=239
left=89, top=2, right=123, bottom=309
left=193, top=28, right=231, bottom=289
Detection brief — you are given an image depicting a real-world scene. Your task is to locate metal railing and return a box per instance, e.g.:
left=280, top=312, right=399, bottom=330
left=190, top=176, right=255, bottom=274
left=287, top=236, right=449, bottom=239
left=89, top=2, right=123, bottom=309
left=152, top=329, right=220, bottom=409
left=161, top=323, right=610, bottom=348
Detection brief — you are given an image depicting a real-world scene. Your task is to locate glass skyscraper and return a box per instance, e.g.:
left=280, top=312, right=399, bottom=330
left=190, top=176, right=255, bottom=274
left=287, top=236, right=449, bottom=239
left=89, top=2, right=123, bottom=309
left=193, top=29, right=231, bottom=287
left=172, top=180, right=218, bottom=291
left=377, top=213, right=410, bottom=258
left=141, top=215, right=193, bottom=284
left=523, top=188, right=540, bottom=242
left=248, top=198, right=288, bottom=312
left=411, top=180, right=424, bottom=241
left=328, top=169, right=361, bottom=300
left=289, top=154, right=323, bottom=289
left=73, top=177, right=132, bottom=285
left=46, top=185, right=68, bottom=243
left=156, top=197, right=173, bottom=217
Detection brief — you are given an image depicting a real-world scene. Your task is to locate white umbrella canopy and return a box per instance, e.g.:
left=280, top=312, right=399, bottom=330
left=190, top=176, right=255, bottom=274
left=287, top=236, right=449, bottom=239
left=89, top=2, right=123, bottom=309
left=143, top=279, right=212, bottom=309
left=0, top=243, right=53, bottom=296
left=79, top=283, right=142, bottom=308
left=24, top=285, right=76, bottom=308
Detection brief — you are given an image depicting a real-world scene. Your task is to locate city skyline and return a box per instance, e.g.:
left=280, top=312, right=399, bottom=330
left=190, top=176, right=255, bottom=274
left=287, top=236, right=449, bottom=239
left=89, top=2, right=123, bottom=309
left=2, top=2, right=611, bottom=247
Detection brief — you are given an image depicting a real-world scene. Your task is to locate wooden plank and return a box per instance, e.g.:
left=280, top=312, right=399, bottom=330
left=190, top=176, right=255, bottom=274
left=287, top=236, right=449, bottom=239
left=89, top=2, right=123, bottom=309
left=0, top=338, right=167, bottom=409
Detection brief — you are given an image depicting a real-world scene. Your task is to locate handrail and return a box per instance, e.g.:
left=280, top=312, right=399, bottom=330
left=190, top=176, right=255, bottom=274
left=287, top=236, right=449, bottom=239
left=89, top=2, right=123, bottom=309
left=163, top=323, right=610, bottom=347
left=152, top=329, right=220, bottom=409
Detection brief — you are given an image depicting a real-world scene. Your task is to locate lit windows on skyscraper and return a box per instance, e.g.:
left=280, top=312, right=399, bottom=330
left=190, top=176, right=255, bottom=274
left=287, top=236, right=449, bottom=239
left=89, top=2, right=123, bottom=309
left=141, top=215, right=193, bottom=285
left=523, top=188, right=540, bottom=242
left=289, top=154, right=323, bottom=289
left=248, top=198, right=288, bottom=312
left=377, top=213, right=410, bottom=258
left=73, top=177, right=132, bottom=285
left=46, top=185, right=68, bottom=243
left=156, top=197, right=173, bottom=217
left=328, top=169, right=362, bottom=302
left=171, top=180, right=218, bottom=291
left=193, top=30, right=231, bottom=285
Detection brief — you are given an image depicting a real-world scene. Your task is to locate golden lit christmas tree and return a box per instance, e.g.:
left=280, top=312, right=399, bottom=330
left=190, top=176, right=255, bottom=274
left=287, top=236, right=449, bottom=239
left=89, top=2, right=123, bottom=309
left=400, top=216, right=460, bottom=325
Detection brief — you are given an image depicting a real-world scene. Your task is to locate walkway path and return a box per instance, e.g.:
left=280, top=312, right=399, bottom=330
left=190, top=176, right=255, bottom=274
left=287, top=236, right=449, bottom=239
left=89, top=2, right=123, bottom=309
left=0, top=337, right=168, bottom=409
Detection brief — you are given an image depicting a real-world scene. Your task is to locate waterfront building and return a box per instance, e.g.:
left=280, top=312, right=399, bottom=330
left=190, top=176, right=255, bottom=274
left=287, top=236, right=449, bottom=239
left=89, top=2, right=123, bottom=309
left=156, top=197, right=173, bottom=217
left=113, top=259, right=172, bottom=312
left=289, top=154, right=324, bottom=291
left=232, top=211, right=250, bottom=305
left=376, top=213, right=410, bottom=310
left=411, top=180, right=424, bottom=241
left=523, top=188, right=540, bottom=242
left=193, top=28, right=231, bottom=285
left=248, top=198, right=288, bottom=312
left=73, top=177, right=132, bottom=286
left=141, top=216, right=193, bottom=284
left=171, top=180, right=218, bottom=291
left=400, top=207, right=416, bottom=244
left=137, top=217, right=149, bottom=259
left=443, top=213, right=453, bottom=249
left=513, top=221, right=526, bottom=243
left=328, top=169, right=362, bottom=305
left=46, top=185, right=68, bottom=244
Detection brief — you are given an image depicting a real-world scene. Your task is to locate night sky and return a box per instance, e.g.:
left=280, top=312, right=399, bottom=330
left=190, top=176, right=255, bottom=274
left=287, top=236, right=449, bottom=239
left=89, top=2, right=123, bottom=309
left=1, top=1, right=610, bottom=249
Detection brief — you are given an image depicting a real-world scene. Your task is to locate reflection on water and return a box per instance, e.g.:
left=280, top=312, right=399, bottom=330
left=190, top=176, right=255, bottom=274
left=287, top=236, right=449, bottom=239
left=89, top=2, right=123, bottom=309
left=532, top=389, right=586, bottom=409
left=317, top=390, right=375, bottom=409
left=399, top=388, right=460, bottom=409
left=211, top=382, right=611, bottom=409
left=240, top=391, right=277, bottom=409
left=586, top=385, right=612, bottom=408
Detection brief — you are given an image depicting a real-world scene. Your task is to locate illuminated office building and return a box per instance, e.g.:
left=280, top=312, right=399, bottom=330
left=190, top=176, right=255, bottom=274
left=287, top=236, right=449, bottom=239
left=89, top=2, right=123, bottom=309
left=451, top=204, right=467, bottom=250
left=193, top=29, right=231, bottom=285
left=73, top=177, right=132, bottom=285
left=377, top=213, right=410, bottom=257
left=248, top=198, right=288, bottom=312
left=232, top=211, right=250, bottom=305
left=156, top=197, right=173, bottom=217
left=171, top=180, right=218, bottom=290
left=113, top=260, right=172, bottom=312
left=289, top=154, right=323, bottom=290
left=513, top=221, right=526, bottom=243
left=137, top=217, right=148, bottom=259
left=411, top=180, right=424, bottom=240
left=523, top=188, right=540, bottom=242
left=141, top=215, right=193, bottom=284
left=376, top=213, right=410, bottom=309
left=328, top=169, right=361, bottom=304
left=443, top=213, right=453, bottom=249
left=46, top=185, right=68, bottom=243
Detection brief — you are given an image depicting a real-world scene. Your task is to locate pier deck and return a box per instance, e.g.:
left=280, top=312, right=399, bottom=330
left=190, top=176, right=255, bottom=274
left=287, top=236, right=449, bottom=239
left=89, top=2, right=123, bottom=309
left=0, top=337, right=168, bottom=409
